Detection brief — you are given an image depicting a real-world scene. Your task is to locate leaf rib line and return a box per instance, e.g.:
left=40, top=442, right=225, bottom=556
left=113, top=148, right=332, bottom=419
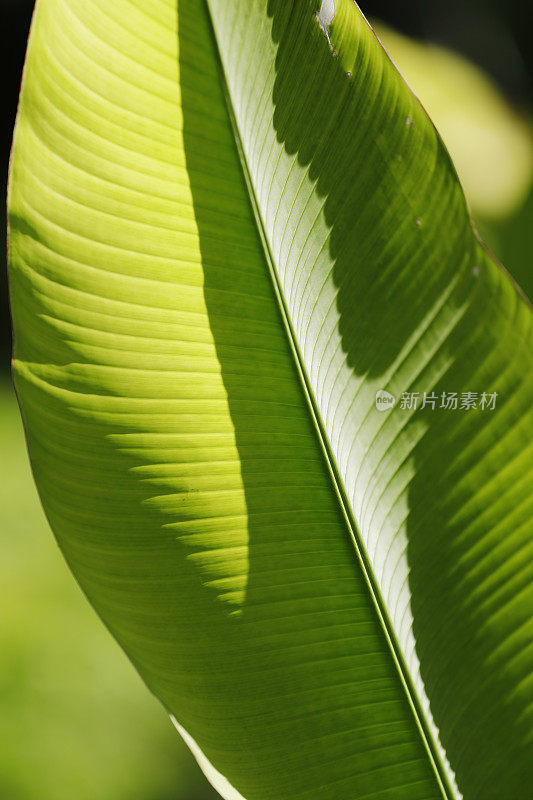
left=204, top=7, right=454, bottom=798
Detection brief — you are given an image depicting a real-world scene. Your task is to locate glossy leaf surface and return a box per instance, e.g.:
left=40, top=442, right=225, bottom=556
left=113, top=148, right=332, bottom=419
left=8, top=1, right=533, bottom=798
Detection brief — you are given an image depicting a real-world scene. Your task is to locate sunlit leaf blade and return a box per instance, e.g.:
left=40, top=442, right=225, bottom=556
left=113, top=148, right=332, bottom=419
left=208, top=2, right=533, bottom=796
left=8, top=1, right=533, bottom=799
left=8, top=1, right=445, bottom=798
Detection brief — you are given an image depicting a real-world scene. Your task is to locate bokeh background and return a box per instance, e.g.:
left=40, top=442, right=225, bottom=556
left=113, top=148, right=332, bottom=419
left=1, top=1, right=531, bottom=799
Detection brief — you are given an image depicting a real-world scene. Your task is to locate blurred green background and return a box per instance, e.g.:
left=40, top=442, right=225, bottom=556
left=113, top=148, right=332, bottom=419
left=1, top=1, right=531, bottom=799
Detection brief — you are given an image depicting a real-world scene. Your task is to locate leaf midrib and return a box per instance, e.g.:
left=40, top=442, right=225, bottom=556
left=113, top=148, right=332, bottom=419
left=201, top=2, right=455, bottom=797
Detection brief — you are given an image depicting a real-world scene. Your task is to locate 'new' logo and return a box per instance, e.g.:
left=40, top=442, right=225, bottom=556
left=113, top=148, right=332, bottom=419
left=375, top=390, right=396, bottom=412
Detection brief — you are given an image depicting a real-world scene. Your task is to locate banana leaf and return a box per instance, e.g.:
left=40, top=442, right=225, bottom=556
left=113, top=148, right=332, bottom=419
left=8, top=1, right=533, bottom=798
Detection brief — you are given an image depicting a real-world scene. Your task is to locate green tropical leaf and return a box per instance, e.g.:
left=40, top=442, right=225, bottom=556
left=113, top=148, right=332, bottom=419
left=8, top=1, right=533, bottom=799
